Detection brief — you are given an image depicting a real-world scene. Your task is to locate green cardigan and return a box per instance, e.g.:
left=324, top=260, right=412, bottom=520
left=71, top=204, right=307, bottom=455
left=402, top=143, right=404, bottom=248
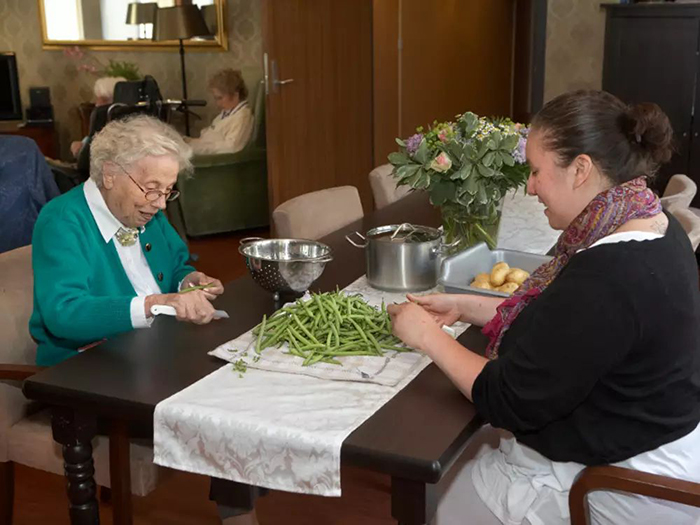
left=30, top=184, right=195, bottom=366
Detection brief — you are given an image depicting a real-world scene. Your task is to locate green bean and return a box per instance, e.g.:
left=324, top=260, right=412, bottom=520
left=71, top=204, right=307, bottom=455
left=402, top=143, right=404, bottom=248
left=247, top=290, right=410, bottom=367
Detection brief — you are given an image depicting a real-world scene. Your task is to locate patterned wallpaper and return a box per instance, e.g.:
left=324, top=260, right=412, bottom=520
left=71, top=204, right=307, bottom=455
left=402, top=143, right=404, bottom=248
left=0, top=0, right=263, bottom=159
left=544, top=0, right=611, bottom=103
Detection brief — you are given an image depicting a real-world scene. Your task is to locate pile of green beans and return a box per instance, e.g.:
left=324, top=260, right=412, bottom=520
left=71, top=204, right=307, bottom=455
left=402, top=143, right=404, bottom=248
left=251, top=290, right=410, bottom=367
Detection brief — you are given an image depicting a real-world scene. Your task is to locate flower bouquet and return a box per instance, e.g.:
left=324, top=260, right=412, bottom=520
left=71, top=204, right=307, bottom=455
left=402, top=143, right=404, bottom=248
left=389, top=113, right=530, bottom=252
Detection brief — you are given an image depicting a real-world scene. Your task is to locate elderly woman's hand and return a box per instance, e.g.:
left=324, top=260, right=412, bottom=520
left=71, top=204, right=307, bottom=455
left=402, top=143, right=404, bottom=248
left=181, top=271, right=224, bottom=300
left=387, top=301, right=444, bottom=353
left=145, top=290, right=217, bottom=325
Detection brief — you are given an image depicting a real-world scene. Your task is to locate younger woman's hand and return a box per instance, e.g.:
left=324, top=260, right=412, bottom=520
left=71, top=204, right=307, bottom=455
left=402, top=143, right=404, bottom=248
left=387, top=301, right=443, bottom=352
left=406, top=293, right=462, bottom=327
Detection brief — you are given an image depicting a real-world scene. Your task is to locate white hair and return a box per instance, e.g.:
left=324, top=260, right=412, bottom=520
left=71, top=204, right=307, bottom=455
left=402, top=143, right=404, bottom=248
left=90, top=115, right=193, bottom=186
left=93, top=76, right=127, bottom=103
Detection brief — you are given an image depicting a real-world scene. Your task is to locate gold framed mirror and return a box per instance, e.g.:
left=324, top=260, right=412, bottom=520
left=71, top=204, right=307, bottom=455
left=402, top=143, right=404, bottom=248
left=38, top=0, right=228, bottom=51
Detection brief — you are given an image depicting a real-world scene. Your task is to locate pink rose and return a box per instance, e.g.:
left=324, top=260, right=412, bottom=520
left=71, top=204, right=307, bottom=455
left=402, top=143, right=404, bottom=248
left=429, top=152, right=452, bottom=173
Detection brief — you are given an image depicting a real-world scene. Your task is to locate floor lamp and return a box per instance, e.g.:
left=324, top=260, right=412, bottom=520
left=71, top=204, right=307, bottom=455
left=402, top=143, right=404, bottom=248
left=153, top=4, right=211, bottom=136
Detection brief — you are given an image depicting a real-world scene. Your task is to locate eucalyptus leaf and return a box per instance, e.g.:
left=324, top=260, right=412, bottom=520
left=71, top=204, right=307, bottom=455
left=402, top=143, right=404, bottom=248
left=414, top=140, right=429, bottom=164
left=395, top=138, right=406, bottom=147
left=388, top=152, right=410, bottom=165
left=501, top=135, right=519, bottom=151
left=477, top=185, right=488, bottom=204
left=430, top=181, right=457, bottom=206
left=465, top=174, right=479, bottom=195
left=477, top=164, right=494, bottom=178
left=396, top=164, right=420, bottom=180
left=461, top=112, right=478, bottom=135
left=500, top=151, right=515, bottom=166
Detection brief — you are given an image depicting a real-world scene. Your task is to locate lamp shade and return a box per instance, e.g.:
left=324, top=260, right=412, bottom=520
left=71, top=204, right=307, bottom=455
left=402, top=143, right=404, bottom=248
left=153, top=5, right=211, bottom=41
left=125, top=3, right=158, bottom=25
left=200, top=5, right=218, bottom=35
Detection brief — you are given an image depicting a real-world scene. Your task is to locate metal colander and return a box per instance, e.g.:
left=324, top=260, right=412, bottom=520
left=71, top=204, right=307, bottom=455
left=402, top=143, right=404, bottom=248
left=239, top=237, right=333, bottom=299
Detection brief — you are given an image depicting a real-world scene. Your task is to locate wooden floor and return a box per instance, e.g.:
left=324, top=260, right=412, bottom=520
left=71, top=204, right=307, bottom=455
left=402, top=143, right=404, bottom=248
left=13, top=464, right=396, bottom=524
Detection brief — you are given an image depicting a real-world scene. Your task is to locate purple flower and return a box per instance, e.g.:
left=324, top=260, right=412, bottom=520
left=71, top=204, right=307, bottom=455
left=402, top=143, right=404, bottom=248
left=406, top=133, right=423, bottom=155
left=513, top=136, right=527, bottom=164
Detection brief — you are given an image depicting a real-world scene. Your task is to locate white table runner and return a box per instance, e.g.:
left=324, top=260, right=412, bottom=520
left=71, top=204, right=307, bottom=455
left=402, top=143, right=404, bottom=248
left=154, top=277, right=470, bottom=497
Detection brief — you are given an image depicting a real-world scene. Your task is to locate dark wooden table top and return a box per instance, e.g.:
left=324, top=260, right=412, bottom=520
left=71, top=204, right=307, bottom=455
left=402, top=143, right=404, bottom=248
left=24, top=191, right=486, bottom=484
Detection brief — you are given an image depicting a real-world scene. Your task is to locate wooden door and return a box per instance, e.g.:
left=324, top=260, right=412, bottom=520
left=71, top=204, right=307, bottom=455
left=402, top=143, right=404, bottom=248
left=262, top=0, right=374, bottom=212
left=603, top=14, right=699, bottom=194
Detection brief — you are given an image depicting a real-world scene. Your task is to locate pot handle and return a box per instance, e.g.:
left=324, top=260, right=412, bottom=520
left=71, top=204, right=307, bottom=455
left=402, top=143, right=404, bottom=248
left=345, top=231, right=367, bottom=248
left=240, top=236, right=264, bottom=245
left=434, top=238, right=462, bottom=255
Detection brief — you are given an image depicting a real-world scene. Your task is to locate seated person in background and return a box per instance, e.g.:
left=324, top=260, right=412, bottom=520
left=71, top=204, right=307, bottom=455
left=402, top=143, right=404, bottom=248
left=187, top=68, right=253, bottom=155
left=31, top=115, right=224, bottom=366
left=0, top=136, right=60, bottom=253
left=388, top=90, right=700, bottom=524
left=70, top=76, right=126, bottom=159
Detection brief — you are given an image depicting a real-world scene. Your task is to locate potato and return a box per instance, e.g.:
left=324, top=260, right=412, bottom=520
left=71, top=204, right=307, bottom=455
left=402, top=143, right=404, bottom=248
left=496, top=282, right=519, bottom=294
left=490, top=262, right=510, bottom=286
left=473, top=272, right=491, bottom=283
left=470, top=279, right=493, bottom=290
left=505, top=268, right=529, bottom=285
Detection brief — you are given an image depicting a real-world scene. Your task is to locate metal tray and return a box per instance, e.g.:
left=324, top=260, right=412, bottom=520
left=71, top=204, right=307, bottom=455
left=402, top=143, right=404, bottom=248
left=439, top=242, right=553, bottom=298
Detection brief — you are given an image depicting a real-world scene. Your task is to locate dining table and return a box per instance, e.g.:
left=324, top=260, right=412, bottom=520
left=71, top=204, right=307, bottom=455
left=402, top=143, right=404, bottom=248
left=22, top=189, right=557, bottom=525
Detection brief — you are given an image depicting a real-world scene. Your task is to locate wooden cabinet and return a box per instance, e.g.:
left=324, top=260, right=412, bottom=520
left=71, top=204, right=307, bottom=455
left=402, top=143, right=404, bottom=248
left=603, top=4, right=700, bottom=205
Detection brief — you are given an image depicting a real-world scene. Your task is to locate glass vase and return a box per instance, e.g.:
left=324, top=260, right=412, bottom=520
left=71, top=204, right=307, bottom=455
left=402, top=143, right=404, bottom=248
left=440, top=203, right=502, bottom=255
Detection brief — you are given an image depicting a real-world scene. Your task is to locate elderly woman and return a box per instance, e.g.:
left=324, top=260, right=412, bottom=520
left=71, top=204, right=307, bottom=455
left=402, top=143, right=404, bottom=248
left=388, top=91, right=700, bottom=524
left=187, top=68, right=254, bottom=155
left=70, top=76, right=127, bottom=159
left=30, top=115, right=225, bottom=367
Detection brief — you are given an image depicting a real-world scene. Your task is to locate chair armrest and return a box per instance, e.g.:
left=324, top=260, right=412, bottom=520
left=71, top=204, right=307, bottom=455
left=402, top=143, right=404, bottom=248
left=0, top=364, right=47, bottom=381
left=569, top=465, right=700, bottom=525
left=191, top=147, right=266, bottom=168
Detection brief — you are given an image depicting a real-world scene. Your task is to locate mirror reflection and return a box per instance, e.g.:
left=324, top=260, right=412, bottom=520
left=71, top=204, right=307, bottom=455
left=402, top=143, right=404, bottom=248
left=41, top=0, right=219, bottom=44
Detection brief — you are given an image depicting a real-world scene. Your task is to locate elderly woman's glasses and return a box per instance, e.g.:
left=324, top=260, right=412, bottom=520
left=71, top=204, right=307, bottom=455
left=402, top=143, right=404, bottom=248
left=112, top=162, right=180, bottom=202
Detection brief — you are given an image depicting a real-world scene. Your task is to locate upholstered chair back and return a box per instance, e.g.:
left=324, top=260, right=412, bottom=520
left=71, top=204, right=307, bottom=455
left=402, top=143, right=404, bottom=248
left=0, top=245, right=36, bottom=366
left=661, top=174, right=697, bottom=212
left=672, top=207, right=700, bottom=251
left=273, top=186, right=364, bottom=240
left=368, top=164, right=412, bottom=209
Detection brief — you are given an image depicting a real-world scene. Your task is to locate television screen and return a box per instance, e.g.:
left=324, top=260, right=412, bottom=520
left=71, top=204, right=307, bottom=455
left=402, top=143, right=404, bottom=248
left=0, top=53, right=22, bottom=121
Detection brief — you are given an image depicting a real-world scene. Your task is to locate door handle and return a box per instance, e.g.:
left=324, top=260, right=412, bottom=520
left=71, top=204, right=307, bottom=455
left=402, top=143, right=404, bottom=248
left=271, top=59, right=294, bottom=93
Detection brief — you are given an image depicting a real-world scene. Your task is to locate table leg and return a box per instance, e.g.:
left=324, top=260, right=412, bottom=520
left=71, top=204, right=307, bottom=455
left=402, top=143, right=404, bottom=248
left=51, top=407, right=100, bottom=525
left=109, top=419, right=132, bottom=525
left=391, top=476, right=437, bottom=525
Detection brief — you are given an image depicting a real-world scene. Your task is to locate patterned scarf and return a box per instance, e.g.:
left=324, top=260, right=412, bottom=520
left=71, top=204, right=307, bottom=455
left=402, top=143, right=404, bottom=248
left=482, top=176, right=662, bottom=359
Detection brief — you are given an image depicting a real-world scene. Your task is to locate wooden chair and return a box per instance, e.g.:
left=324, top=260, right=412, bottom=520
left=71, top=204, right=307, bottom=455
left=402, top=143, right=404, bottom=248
left=0, top=245, right=162, bottom=522
left=569, top=465, right=700, bottom=525
left=272, top=186, right=364, bottom=239
left=368, top=164, right=412, bottom=210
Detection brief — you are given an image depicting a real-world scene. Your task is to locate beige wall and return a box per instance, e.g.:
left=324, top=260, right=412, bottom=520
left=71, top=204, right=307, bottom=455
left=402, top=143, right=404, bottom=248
left=0, top=0, right=263, bottom=159
left=544, top=0, right=612, bottom=103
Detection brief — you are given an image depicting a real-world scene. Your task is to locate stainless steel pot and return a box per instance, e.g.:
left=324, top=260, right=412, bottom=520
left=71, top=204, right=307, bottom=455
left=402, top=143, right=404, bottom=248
left=346, top=223, right=451, bottom=292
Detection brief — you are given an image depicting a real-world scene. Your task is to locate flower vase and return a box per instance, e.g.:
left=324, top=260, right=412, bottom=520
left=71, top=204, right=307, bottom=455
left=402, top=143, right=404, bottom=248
left=440, top=203, right=503, bottom=254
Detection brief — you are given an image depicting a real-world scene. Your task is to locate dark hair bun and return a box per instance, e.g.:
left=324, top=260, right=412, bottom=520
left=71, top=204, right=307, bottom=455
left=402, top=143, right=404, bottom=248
left=625, top=103, right=674, bottom=165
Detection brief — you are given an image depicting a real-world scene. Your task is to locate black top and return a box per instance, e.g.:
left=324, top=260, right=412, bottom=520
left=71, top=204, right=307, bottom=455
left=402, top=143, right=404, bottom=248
left=473, top=213, right=700, bottom=465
